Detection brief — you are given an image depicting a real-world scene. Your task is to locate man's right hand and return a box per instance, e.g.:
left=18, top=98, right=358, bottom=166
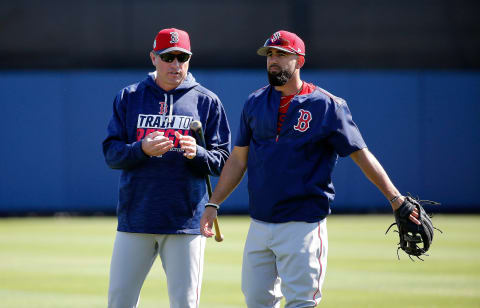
left=142, top=131, right=174, bottom=157
left=200, top=207, right=218, bottom=238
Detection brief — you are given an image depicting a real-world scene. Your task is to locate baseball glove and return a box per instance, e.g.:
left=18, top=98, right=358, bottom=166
left=386, top=195, right=441, bottom=261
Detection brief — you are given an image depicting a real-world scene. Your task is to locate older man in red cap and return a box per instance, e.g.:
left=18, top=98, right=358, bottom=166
left=103, top=28, right=231, bottom=308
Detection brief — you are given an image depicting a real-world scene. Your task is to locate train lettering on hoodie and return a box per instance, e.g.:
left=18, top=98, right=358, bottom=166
left=137, top=114, right=193, bottom=129
left=136, top=114, right=194, bottom=149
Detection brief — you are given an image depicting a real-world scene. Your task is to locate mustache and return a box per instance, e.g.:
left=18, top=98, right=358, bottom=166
left=268, top=64, right=281, bottom=71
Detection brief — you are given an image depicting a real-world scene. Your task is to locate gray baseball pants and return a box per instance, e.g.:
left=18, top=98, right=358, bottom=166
left=241, top=219, right=328, bottom=308
left=108, top=231, right=205, bottom=308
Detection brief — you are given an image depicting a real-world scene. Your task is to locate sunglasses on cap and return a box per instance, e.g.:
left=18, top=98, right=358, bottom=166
left=265, top=37, right=295, bottom=50
left=159, top=53, right=191, bottom=63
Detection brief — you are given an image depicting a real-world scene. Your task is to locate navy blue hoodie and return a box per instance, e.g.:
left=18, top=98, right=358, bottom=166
left=103, top=72, right=231, bottom=234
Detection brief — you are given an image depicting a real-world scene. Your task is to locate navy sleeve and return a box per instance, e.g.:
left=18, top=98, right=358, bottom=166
left=326, top=100, right=367, bottom=157
left=102, top=91, right=149, bottom=169
left=188, top=98, right=231, bottom=176
left=235, top=101, right=252, bottom=147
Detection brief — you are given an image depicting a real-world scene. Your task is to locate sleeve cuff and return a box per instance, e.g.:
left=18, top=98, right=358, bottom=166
left=186, top=145, right=208, bottom=169
left=132, top=140, right=149, bottom=160
left=193, top=144, right=208, bottom=162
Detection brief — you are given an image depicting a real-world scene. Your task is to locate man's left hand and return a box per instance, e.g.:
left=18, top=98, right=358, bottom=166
left=175, top=131, right=197, bottom=159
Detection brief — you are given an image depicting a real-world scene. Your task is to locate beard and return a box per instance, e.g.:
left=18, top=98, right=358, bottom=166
left=267, top=66, right=294, bottom=86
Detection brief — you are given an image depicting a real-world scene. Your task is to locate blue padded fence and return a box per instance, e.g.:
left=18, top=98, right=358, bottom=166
left=0, top=70, right=478, bottom=214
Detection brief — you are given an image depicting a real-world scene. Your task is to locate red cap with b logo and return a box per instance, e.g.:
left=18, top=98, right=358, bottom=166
left=257, top=30, right=305, bottom=56
left=153, top=28, right=192, bottom=55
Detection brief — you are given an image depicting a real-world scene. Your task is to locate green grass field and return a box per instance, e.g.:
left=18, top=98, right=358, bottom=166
left=0, top=215, right=479, bottom=307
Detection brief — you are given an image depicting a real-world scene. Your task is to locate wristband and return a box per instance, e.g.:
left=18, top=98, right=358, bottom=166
left=389, top=195, right=401, bottom=203
left=205, top=203, right=220, bottom=210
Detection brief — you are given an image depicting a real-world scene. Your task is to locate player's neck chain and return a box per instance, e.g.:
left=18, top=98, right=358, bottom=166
left=280, top=82, right=303, bottom=108
left=279, top=100, right=291, bottom=108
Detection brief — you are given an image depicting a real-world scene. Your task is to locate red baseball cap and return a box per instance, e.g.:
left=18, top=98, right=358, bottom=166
left=153, top=28, right=192, bottom=55
left=257, top=30, right=305, bottom=56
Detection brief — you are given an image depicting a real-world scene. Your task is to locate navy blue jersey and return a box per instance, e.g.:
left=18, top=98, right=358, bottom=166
left=103, top=72, right=231, bottom=234
left=236, top=84, right=366, bottom=223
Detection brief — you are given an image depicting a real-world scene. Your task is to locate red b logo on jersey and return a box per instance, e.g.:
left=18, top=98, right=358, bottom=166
left=293, top=109, right=312, bottom=132
left=159, top=101, right=168, bottom=115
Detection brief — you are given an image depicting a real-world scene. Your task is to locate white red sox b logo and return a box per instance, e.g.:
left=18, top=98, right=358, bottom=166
left=170, top=32, right=179, bottom=44
left=159, top=101, right=168, bottom=115
left=293, top=109, right=312, bottom=132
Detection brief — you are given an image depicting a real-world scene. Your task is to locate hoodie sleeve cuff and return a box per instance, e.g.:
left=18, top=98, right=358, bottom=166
left=132, top=140, right=149, bottom=161
left=189, top=145, right=208, bottom=167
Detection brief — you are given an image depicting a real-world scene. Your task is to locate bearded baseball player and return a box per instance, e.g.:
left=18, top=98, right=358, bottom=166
left=200, top=30, right=428, bottom=307
left=103, top=28, right=231, bottom=308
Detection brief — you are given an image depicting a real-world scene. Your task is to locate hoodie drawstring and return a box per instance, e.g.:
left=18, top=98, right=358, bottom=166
left=163, top=93, right=173, bottom=125
left=168, top=94, right=174, bottom=125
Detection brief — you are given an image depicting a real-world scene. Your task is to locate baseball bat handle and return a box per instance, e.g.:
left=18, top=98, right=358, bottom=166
left=213, top=218, right=223, bottom=242
left=190, top=121, right=224, bottom=242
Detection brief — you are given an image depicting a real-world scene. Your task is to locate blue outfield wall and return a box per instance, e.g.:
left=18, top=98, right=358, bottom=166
left=0, top=70, right=479, bottom=214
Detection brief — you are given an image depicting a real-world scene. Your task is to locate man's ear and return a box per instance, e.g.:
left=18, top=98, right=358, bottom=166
left=150, top=52, right=157, bottom=66
left=296, top=56, right=305, bottom=69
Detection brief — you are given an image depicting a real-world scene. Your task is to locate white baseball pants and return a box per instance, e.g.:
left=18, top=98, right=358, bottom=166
left=108, top=231, right=205, bottom=308
left=241, top=219, right=328, bottom=308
